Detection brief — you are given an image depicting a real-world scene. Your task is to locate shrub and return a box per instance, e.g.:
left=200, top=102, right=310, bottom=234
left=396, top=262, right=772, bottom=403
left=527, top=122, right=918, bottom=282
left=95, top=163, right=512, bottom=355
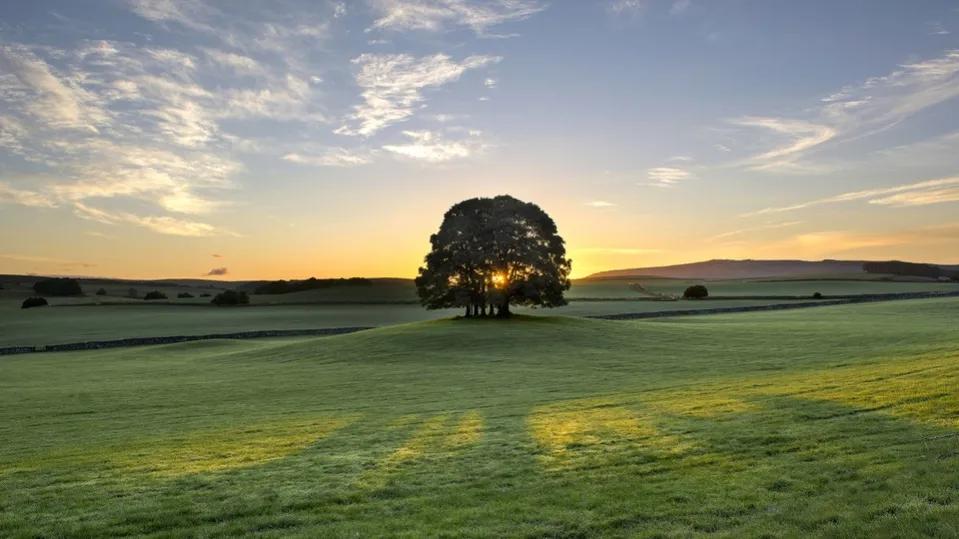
left=33, top=278, right=82, bottom=296
left=200, top=293, right=211, bottom=297
left=22, top=296, right=48, bottom=309
left=143, top=290, right=167, bottom=300
left=812, top=292, right=823, bottom=299
left=683, top=285, right=709, bottom=299
left=211, top=289, right=250, bottom=306
left=177, top=292, right=194, bottom=299
left=96, top=288, right=108, bottom=296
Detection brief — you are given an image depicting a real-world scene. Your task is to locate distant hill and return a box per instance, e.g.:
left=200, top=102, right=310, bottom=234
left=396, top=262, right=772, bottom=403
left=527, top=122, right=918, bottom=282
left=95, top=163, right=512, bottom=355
left=585, top=259, right=871, bottom=280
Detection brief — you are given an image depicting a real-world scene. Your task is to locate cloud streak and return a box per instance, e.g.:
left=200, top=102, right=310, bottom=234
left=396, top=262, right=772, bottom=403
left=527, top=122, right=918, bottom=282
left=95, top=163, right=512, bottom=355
left=745, top=176, right=959, bottom=216
left=337, top=53, right=500, bottom=136
left=369, top=0, right=545, bottom=34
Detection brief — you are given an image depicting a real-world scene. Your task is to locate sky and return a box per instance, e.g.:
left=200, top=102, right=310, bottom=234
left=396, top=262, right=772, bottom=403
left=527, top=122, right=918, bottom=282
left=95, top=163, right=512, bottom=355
left=1, top=0, right=958, bottom=280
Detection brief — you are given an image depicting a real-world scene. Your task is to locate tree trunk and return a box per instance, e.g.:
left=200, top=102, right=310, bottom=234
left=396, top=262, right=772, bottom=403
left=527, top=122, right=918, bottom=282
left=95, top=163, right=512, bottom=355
left=465, top=305, right=471, bottom=317
left=498, top=302, right=511, bottom=318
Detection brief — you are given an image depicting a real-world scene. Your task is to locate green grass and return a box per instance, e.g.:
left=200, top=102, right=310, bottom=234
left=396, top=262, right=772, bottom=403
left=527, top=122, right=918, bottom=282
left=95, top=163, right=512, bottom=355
left=0, top=299, right=837, bottom=347
left=2, top=298, right=959, bottom=536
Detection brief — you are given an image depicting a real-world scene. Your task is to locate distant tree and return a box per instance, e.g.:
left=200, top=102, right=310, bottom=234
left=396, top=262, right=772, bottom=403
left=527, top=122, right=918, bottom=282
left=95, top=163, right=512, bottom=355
left=812, top=292, right=823, bottom=299
left=211, top=290, right=249, bottom=306
left=127, top=288, right=139, bottom=299
left=683, top=285, right=709, bottom=299
left=415, top=195, right=572, bottom=318
left=252, top=277, right=372, bottom=295
left=143, top=290, right=167, bottom=300
left=177, top=292, right=194, bottom=299
left=95, top=288, right=108, bottom=296
left=200, top=293, right=212, bottom=297
left=22, top=297, right=48, bottom=309
left=33, top=278, right=82, bottom=296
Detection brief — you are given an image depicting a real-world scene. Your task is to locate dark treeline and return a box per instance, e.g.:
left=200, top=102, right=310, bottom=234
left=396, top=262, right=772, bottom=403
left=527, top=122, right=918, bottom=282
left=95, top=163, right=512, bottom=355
left=33, top=278, right=82, bottom=296
left=252, top=277, right=372, bottom=295
left=863, top=261, right=957, bottom=280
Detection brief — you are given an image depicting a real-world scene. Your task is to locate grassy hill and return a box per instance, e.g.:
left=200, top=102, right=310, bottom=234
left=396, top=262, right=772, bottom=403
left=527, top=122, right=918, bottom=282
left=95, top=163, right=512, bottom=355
left=2, top=298, right=959, bottom=536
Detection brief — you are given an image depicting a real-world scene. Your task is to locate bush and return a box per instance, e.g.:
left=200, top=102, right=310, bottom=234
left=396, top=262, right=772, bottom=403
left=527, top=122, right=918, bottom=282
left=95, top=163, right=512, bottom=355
left=200, top=293, right=212, bottom=297
left=812, top=292, right=823, bottom=299
left=33, top=278, right=82, bottom=296
left=96, top=288, right=108, bottom=296
left=683, top=285, right=709, bottom=299
left=177, top=292, right=194, bottom=299
left=143, top=290, right=167, bottom=300
left=22, top=296, right=48, bottom=309
left=211, top=289, right=250, bottom=306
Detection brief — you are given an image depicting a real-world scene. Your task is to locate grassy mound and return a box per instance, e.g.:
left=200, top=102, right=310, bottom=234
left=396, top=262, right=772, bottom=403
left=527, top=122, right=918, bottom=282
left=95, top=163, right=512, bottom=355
left=2, top=299, right=959, bottom=536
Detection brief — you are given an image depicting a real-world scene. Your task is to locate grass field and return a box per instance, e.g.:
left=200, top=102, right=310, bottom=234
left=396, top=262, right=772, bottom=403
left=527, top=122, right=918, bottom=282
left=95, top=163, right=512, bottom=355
left=0, top=299, right=833, bottom=347
left=2, top=298, right=958, bottom=536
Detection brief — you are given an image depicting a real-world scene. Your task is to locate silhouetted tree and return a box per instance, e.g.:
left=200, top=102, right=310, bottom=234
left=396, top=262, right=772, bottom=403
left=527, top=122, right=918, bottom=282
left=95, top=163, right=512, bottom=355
left=211, top=289, right=249, bottom=306
left=143, top=290, right=167, bottom=300
left=416, top=195, right=572, bottom=318
left=96, top=288, right=107, bottom=296
left=683, top=285, right=709, bottom=299
left=177, top=292, right=194, bottom=299
left=33, top=278, right=82, bottom=296
left=21, top=297, right=48, bottom=309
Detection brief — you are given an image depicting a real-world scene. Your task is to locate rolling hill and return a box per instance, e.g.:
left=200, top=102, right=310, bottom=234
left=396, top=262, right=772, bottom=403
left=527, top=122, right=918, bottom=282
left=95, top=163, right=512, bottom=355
left=585, top=259, right=957, bottom=280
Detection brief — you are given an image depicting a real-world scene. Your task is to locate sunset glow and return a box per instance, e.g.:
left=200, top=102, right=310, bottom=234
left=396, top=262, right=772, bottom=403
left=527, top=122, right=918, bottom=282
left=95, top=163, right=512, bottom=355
left=1, top=2, right=958, bottom=279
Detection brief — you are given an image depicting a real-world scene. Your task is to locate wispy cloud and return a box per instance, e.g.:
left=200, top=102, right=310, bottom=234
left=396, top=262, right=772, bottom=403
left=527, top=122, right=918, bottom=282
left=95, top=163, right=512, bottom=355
left=283, top=148, right=373, bottom=167
left=729, top=117, right=836, bottom=171
left=0, top=182, right=57, bottom=208
left=336, top=53, right=500, bottom=136
left=369, top=0, right=545, bottom=34
left=710, top=221, right=801, bottom=241
left=382, top=130, right=483, bottom=162
left=585, top=200, right=616, bottom=208
left=645, top=166, right=691, bottom=187
left=745, top=176, right=959, bottom=216
left=578, top=247, right=662, bottom=255
left=206, top=267, right=228, bottom=276
left=727, top=49, right=959, bottom=172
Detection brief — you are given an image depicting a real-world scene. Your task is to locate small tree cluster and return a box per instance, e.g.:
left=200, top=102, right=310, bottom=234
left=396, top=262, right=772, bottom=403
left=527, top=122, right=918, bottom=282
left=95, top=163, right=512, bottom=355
left=177, top=292, right=194, bottom=299
left=415, top=195, right=572, bottom=318
left=143, top=290, right=167, bottom=300
left=22, top=297, right=48, bottom=309
left=95, top=288, right=108, bottom=296
left=211, top=290, right=249, bottom=306
left=33, top=278, right=82, bottom=296
left=683, top=285, right=709, bottom=299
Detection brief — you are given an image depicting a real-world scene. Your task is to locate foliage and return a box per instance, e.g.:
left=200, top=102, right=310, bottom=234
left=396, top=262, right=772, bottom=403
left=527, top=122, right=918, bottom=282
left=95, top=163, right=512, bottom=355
left=211, top=290, right=250, bottom=306
left=143, top=291, right=168, bottom=300
left=21, top=296, right=48, bottom=309
left=177, top=292, right=194, bottom=299
left=415, top=195, right=572, bottom=317
left=683, top=284, right=709, bottom=299
left=812, top=292, right=823, bottom=299
left=96, top=288, right=108, bottom=296
left=33, top=278, right=82, bottom=296
left=253, top=277, right=372, bottom=295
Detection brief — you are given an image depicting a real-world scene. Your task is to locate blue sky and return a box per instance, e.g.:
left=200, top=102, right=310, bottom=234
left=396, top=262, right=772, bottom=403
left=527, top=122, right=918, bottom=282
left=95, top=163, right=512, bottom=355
left=1, top=0, right=958, bottom=278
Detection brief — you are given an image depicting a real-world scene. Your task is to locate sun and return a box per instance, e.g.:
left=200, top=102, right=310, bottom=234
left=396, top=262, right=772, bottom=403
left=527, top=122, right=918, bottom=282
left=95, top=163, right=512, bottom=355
left=490, top=272, right=507, bottom=287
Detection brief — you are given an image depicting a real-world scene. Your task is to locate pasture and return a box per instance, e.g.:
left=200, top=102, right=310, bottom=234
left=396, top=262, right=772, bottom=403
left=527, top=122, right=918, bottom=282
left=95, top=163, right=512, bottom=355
left=2, top=298, right=959, bottom=536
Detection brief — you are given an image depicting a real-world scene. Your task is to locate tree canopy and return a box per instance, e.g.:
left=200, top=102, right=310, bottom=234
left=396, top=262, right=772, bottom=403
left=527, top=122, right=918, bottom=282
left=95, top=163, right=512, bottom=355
left=415, top=195, right=572, bottom=318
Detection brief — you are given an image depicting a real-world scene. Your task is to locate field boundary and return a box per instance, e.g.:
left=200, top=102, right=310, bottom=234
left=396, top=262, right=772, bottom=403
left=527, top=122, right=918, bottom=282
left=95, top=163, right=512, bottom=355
left=0, top=327, right=373, bottom=356
left=588, top=290, right=959, bottom=320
